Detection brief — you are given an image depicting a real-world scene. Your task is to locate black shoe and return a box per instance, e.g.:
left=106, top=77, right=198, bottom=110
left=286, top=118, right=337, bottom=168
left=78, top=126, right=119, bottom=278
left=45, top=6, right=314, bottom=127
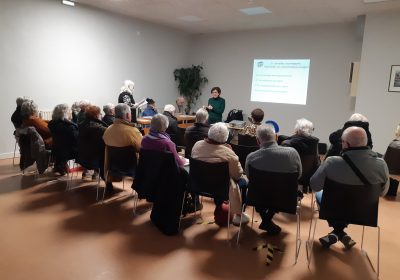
left=259, top=221, right=282, bottom=235
left=340, top=234, right=356, bottom=250
left=319, top=233, right=338, bottom=248
left=104, top=183, right=115, bottom=197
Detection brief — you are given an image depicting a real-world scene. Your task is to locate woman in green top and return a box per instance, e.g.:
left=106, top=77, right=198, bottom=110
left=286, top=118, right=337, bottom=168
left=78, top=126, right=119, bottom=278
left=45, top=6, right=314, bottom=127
left=206, top=87, right=225, bottom=124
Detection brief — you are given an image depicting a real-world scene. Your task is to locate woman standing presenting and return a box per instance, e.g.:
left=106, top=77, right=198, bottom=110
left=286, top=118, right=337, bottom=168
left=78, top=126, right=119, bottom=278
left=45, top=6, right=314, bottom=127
left=206, top=86, right=225, bottom=124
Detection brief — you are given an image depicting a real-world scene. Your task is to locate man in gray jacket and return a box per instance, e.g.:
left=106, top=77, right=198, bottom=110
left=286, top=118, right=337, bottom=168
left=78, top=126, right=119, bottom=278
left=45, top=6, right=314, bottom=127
left=246, top=124, right=302, bottom=235
left=310, top=126, right=389, bottom=249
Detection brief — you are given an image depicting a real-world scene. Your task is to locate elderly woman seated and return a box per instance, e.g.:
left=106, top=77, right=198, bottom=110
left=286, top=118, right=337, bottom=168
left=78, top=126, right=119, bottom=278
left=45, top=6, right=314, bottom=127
left=21, top=100, right=52, bottom=148
left=184, top=108, right=210, bottom=158
left=383, top=124, right=400, bottom=196
left=102, top=103, right=115, bottom=126
left=48, top=104, right=79, bottom=175
left=191, top=122, right=249, bottom=226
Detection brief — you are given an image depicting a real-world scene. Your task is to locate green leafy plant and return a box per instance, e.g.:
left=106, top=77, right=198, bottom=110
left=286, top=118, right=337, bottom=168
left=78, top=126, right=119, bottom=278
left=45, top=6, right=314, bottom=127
left=173, top=65, right=208, bottom=114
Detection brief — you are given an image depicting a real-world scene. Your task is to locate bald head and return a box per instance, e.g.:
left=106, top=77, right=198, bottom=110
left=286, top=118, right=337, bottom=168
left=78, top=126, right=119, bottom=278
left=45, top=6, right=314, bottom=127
left=342, top=126, right=368, bottom=148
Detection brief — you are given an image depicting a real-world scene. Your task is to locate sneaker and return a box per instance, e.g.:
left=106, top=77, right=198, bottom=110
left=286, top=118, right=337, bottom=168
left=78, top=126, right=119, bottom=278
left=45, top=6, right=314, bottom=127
left=319, top=233, right=338, bottom=248
left=232, top=213, right=250, bottom=226
left=259, top=221, right=282, bottom=235
left=340, top=234, right=356, bottom=250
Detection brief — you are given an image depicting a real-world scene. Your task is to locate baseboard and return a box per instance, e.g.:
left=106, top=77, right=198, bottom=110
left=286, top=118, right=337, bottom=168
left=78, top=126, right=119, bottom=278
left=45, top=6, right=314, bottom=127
left=0, top=152, right=20, bottom=160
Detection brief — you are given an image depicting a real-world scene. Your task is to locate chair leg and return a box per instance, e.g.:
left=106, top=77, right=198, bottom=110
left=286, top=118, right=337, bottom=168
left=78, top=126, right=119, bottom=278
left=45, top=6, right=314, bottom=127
left=361, top=225, right=380, bottom=278
left=132, top=189, right=138, bottom=216
left=306, top=194, right=318, bottom=268
left=236, top=203, right=246, bottom=246
left=178, top=191, right=187, bottom=230
left=295, top=199, right=302, bottom=264
left=227, top=200, right=231, bottom=243
left=251, top=207, right=255, bottom=228
left=13, top=139, right=18, bottom=166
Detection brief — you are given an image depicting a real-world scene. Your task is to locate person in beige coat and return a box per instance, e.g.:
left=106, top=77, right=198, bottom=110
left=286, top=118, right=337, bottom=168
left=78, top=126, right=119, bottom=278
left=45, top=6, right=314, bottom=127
left=191, top=122, right=249, bottom=226
left=103, top=103, right=143, bottom=193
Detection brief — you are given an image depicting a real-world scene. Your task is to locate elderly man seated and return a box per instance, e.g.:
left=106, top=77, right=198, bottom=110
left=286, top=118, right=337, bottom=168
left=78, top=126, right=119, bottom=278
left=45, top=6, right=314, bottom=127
left=191, top=122, right=249, bottom=226
left=245, top=124, right=302, bottom=235
left=310, top=126, right=389, bottom=249
left=102, top=103, right=115, bottom=126
left=103, top=104, right=143, bottom=192
left=184, top=108, right=210, bottom=158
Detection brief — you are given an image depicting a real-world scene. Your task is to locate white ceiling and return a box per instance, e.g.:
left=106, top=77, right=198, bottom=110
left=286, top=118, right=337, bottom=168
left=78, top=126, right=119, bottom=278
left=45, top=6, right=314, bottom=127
left=76, top=0, right=400, bottom=34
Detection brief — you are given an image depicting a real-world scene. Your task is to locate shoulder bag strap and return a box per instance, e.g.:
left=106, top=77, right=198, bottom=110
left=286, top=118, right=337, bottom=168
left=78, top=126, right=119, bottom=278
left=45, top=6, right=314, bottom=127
left=342, top=153, right=371, bottom=185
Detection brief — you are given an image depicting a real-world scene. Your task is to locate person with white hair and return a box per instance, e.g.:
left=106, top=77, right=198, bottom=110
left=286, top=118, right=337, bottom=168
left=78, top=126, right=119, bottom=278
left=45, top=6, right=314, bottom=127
left=191, top=122, right=250, bottom=226
left=118, top=80, right=137, bottom=122
left=245, top=124, right=302, bottom=235
left=326, top=112, right=373, bottom=157
left=11, top=96, right=30, bottom=129
left=310, top=126, right=389, bottom=249
left=102, top=103, right=115, bottom=126
left=71, top=101, right=81, bottom=124
left=162, top=104, right=179, bottom=144
left=48, top=104, right=79, bottom=175
left=281, top=118, right=320, bottom=191
left=184, top=108, right=210, bottom=158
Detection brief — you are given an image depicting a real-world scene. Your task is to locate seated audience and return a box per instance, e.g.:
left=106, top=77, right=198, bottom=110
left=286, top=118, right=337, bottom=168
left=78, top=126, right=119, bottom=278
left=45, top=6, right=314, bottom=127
left=76, top=100, right=91, bottom=125
left=48, top=104, right=79, bottom=175
left=11, top=97, right=29, bottom=129
left=102, top=103, right=115, bottom=126
left=163, top=104, right=179, bottom=142
left=281, top=118, right=320, bottom=190
left=176, top=96, right=186, bottom=114
left=246, top=124, right=302, bottom=235
left=383, top=124, right=400, bottom=196
left=78, top=105, right=108, bottom=183
left=141, top=98, right=157, bottom=117
left=71, top=101, right=80, bottom=124
left=184, top=108, right=210, bottom=158
left=240, top=108, right=264, bottom=137
left=21, top=100, right=52, bottom=148
left=191, top=122, right=249, bottom=226
left=310, top=127, right=389, bottom=249
left=326, top=113, right=373, bottom=157
left=103, top=104, right=143, bottom=193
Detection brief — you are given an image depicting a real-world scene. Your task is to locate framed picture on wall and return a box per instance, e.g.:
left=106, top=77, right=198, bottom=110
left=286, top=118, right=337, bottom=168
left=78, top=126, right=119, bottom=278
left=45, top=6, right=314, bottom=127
left=388, top=65, right=400, bottom=92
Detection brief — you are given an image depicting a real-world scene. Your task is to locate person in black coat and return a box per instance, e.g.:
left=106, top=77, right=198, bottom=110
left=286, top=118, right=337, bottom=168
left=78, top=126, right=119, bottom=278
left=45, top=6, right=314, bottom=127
left=11, top=97, right=29, bottom=129
left=48, top=104, right=79, bottom=175
left=184, top=108, right=210, bottom=158
left=326, top=113, right=373, bottom=158
left=163, top=104, right=179, bottom=144
left=102, top=103, right=115, bottom=126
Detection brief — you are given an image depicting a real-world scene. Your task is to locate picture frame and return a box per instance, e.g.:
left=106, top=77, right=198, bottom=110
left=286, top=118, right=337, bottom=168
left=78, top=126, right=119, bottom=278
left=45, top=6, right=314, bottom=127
left=388, top=65, right=400, bottom=92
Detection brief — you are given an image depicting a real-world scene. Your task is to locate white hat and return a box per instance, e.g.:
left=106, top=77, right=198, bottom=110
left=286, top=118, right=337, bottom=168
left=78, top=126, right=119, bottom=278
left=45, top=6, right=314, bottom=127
left=164, top=104, right=175, bottom=113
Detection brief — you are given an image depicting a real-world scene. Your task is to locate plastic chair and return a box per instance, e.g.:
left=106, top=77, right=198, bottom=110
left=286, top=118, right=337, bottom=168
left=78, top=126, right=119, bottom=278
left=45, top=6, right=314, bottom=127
left=236, top=166, right=301, bottom=264
left=179, top=158, right=232, bottom=240
left=306, top=178, right=382, bottom=277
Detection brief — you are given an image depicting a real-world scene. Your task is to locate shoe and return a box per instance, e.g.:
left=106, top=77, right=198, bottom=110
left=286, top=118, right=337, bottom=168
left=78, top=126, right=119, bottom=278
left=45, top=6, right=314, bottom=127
left=259, top=221, right=282, bottom=235
left=92, top=172, right=99, bottom=181
left=232, top=213, right=250, bottom=226
left=82, top=170, right=91, bottom=180
left=104, top=183, right=115, bottom=197
left=319, top=233, right=338, bottom=248
left=340, top=234, right=356, bottom=250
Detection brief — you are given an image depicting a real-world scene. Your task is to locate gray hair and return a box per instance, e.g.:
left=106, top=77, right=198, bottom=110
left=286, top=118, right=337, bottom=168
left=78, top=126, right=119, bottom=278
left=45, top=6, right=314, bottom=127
left=16, top=97, right=29, bottom=107
left=120, top=80, right=134, bottom=94
left=349, top=113, right=368, bottom=122
left=52, top=104, right=70, bottom=121
left=71, top=101, right=81, bottom=113
left=208, top=122, right=229, bottom=143
left=195, top=108, right=208, bottom=124
left=21, top=100, right=38, bottom=119
left=395, top=124, right=400, bottom=139
left=256, top=124, right=276, bottom=144
left=103, top=103, right=115, bottom=115
left=294, top=118, right=314, bottom=137
left=79, top=100, right=91, bottom=110
left=164, top=104, right=176, bottom=113
left=342, top=126, right=367, bottom=147
left=151, top=113, right=169, bottom=133
left=114, top=103, right=130, bottom=120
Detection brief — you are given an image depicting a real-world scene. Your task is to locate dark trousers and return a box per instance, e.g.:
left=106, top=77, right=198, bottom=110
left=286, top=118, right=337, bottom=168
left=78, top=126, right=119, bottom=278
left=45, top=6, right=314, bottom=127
left=255, top=207, right=276, bottom=224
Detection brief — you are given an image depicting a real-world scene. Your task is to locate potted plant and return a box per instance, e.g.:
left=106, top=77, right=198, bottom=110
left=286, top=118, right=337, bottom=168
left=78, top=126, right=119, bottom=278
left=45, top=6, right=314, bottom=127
left=173, top=65, right=208, bottom=114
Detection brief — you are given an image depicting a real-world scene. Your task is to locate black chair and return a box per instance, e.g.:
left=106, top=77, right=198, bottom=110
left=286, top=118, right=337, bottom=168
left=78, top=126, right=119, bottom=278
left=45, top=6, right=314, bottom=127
left=104, top=145, right=137, bottom=203
left=134, top=149, right=185, bottom=235
left=236, top=166, right=301, bottom=263
left=306, top=178, right=382, bottom=276
left=238, top=134, right=258, bottom=146
left=180, top=158, right=232, bottom=240
left=231, top=143, right=259, bottom=169
left=318, top=142, right=327, bottom=156
left=384, top=146, right=400, bottom=175
left=298, top=154, right=319, bottom=189
left=176, top=127, right=186, bottom=150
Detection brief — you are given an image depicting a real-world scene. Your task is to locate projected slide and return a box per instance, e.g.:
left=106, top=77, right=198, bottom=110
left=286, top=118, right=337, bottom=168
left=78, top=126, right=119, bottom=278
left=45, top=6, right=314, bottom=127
left=251, top=59, right=310, bottom=105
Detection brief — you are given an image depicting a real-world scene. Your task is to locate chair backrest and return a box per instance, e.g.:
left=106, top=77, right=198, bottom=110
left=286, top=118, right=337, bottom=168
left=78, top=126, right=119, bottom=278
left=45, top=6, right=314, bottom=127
left=107, top=145, right=137, bottom=177
left=299, top=154, right=319, bottom=186
left=384, top=146, right=400, bottom=175
left=176, top=127, right=186, bottom=147
left=189, top=158, right=230, bottom=201
left=238, top=134, right=258, bottom=146
left=231, top=143, right=259, bottom=168
left=246, top=165, right=299, bottom=214
left=318, top=143, right=327, bottom=155
left=319, top=177, right=381, bottom=227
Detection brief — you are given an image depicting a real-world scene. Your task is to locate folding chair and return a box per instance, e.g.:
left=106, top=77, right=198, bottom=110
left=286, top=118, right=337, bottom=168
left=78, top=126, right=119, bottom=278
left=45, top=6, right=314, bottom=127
left=236, top=166, right=301, bottom=264
left=306, top=178, right=382, bottom=277
left=179, top=158, right=232, bottom=240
